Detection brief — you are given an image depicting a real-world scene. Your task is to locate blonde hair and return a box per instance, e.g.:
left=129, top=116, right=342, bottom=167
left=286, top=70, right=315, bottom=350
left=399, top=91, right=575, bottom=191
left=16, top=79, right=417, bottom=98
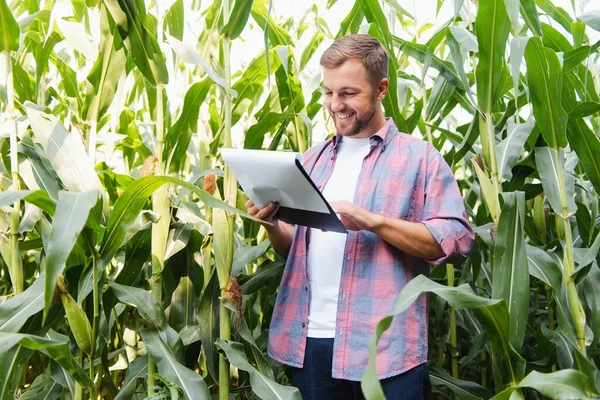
left=320, top=34, right=389, bottom=87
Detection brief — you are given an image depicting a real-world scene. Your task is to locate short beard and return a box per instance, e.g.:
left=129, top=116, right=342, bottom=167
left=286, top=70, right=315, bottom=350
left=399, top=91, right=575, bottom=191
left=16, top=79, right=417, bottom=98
left=338, top=102, right=377, bottom=137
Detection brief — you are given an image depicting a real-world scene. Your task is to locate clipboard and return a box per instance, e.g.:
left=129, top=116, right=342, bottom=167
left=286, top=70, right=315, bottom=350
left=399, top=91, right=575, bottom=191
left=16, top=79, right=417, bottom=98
left=220, top=148, right=347, bottom=233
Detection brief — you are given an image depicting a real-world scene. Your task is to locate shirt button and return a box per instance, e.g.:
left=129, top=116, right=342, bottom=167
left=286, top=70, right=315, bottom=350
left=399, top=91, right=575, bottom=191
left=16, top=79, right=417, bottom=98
left=302, top=323, right=306, bottom=328
left=305, top=286, right=308, bottom=292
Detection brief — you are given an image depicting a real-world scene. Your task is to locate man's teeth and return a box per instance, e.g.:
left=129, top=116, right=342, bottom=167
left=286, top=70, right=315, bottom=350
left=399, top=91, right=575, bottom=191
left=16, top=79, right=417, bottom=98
left=336, top=112, right=353, bottom=119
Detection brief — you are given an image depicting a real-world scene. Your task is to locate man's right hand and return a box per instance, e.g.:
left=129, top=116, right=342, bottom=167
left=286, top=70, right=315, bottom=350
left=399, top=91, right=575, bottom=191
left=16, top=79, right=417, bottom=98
left=245, top=200, right=293, bottom=256
left=245, top=200, right=280, bottom=229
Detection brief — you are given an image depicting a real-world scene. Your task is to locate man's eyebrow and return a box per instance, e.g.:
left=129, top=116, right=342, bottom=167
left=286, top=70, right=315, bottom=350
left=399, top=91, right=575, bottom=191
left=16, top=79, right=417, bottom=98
left=322, top=86, right=361, bottom=92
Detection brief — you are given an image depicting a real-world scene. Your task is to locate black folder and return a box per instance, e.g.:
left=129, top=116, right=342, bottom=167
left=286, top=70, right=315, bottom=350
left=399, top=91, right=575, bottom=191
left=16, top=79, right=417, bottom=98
left=220, top=149, right=347, bottom=234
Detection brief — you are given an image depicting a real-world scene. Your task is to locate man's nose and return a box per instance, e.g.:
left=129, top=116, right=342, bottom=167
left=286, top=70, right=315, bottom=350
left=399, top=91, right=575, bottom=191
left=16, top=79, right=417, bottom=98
left=329, top=94, right=345, bottom=112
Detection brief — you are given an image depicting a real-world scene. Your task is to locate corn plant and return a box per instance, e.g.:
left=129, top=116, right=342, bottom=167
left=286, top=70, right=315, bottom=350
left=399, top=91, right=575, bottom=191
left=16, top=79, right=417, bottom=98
left=0, top=0, right=600, bottom=399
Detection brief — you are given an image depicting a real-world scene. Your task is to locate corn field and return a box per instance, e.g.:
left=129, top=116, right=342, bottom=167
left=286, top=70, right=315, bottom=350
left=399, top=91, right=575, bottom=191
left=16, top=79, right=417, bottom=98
left=1, top=0, right=600, bottom=398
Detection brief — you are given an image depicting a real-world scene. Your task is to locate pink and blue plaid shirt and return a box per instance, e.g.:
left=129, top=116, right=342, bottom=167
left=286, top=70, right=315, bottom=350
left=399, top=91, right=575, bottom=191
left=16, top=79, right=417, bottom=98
left=267, top=119, right=474, bottom=381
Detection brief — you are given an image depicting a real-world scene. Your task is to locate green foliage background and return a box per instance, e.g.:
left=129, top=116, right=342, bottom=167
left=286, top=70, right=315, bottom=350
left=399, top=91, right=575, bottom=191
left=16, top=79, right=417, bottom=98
left=1, top=0, right=600, bottom=399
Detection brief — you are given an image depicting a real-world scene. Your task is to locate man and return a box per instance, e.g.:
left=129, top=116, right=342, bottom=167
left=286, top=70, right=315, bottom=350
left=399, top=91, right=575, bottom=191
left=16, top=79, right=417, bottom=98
left=246, top=34, right=474, bottom=399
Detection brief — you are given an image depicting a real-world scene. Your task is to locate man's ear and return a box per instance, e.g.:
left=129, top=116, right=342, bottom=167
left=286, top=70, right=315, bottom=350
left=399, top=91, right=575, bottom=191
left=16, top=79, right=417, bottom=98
left=376, top=78, right=389, bottom=101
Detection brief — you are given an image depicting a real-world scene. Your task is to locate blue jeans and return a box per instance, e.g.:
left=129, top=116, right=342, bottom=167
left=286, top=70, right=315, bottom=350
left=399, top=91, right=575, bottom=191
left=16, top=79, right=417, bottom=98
left=291, top=338, right=431, bottom=400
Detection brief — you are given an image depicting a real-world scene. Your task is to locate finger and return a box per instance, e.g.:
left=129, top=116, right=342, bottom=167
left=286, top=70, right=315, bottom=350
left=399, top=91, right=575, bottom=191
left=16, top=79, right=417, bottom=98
left=245, top=199, right=254, bottom=209
left=256, top=202, right=276, bottom=220
left=265, top=203, right=280, bottom=220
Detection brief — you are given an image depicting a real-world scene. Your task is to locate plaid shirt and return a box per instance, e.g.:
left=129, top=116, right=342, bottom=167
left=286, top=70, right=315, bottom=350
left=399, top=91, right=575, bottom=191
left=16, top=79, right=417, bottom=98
left=267, top=119, right=474, bottom=380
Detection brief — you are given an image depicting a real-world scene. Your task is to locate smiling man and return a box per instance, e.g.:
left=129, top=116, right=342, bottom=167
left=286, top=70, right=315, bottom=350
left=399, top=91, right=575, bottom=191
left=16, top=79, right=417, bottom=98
left=246, top=34, right=474, bottom=399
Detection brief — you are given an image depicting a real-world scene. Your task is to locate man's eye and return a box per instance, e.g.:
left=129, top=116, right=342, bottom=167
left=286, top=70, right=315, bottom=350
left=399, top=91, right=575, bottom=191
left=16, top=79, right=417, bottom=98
left=343, top=92, right=356, bottom=96
left=324, top=92, right=332, bottom=96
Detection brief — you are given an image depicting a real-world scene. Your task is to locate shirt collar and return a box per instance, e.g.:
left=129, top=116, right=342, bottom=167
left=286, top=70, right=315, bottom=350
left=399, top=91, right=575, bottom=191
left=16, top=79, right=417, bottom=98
left=331, top=118, right=396, bottom=151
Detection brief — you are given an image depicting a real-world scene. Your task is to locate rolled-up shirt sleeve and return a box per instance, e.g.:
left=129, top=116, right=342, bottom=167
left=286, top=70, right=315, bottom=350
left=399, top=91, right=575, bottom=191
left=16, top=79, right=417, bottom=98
left=420, top=146, right=475, bottom=265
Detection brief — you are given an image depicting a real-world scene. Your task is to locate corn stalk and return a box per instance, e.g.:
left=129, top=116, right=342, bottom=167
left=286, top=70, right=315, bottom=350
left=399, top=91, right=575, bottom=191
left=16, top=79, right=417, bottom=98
left=447, top=264, right=458, bottom=381
left=4, top=49, right=22, bottom=294
left=148, top=2, right=170, bottom=395
left=218, top=0, right=237, bottom=396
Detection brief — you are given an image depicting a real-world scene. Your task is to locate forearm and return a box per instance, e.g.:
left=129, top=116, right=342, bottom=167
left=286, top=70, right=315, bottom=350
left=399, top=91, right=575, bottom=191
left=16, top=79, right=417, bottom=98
left=265, top=220, right=295, bottom=257
left=369, top=214, right=444, bottom=260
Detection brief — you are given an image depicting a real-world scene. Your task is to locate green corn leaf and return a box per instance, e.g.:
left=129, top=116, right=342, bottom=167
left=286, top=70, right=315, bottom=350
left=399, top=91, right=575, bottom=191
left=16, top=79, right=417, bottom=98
left=244, top=112, right=286, bottom=150
left=240, top=260, right=283, bottom=295
left=197, top=272, right=219, bottom=383
left=449, top=26, right=478, bottom=52
left=300, top=30, right=324, bottom=70
left=140, top=328, right=210, bottom=400
left=165, top=0, right=184, bottom=40
left=24, top=104, right=105, bottom=193
left=0, top=271, right=45, bottom=332
left=492, top=191, right=529, bottom=351
left=520, top=0, right=542, bottom=36
left=44, top=191, right=98, bottom=321
left=566, top=117, right=600, bottom=196
left=166, top=35, right=227, bottom=89
left=447, top=28, right=478, bottom=110
left=0, top=0, right=20, bottom=51
left=169, top=276, right=197, bottom=332
left=534, top=147, right=577, bottom=217
left=231, top=239, right=271, bottom=276
left=0, top=331, right=94, bottom=387
left=535, top=0, right=572, bottom=33
left=164, top=79, right=212, bottom=172
left=54, top=18, right=94, bottom=59
left=541, top=23, right=572, bottom=52
left=83, top=7, right=126, bottom=123
left=164, top=222, right=193, bottom=261
left=0, top=347, right=30, bottom=400
left=393, top=37, right=464, bottom=89
left=217, top=338, right=302, bottom=400
left=250, top=0, right=293, bottom=46
left=526, top=245, right=562, bottom=293
left=425, top=76, right=455, bottom=122
left=104, top=0, right=168, bottom=86
left=496, top=121, right=535, bottom=182
left=97, top=175, right=259, bottom=271
left=109, top=281, right=166, bottom=329
left=20, top=373, right=62, bottom=400
left=583, top=267, right=600, bottom=350
left=524, top=37, right=568, bottom=149
left=49, top=53, right=78, bottom=99
left=33, top=31, right=62, bottom=86
left=222, top=0, right=254, bottom=40
left=429, top=363, right=492, bottom=400
left=562, top=79, right=600, bottom=195
left=114, top=355, right=148, bottom=400
left=504, top=0, right=521, bottom=34
left=475, top=0, right=510, bottom=113
left=0, top=190, right=56, bottom=215
left=101, top=229, right=151, bottom=315
left=336, top=0, right=364, bottom=38
left=12, top=57, right=36, bottom=103
left=361, top=275, right=524, bottom=400
left=568, top=101, right=600, bottom=119
left=360, top=0, right=407, bottom=132
left=563, top=44, right=600, bottom=74
left=509, top=36, right=531, bottom=105
left=49, top=360, right=75, bottom=398
left=493, top=370, right=592, bottom=400
left=232, top=50, right=280, bottom=125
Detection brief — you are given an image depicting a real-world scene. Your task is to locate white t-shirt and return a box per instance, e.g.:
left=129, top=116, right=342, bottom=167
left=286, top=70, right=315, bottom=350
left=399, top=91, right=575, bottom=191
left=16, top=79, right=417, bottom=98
left=306, top=136, right=371, bottom=338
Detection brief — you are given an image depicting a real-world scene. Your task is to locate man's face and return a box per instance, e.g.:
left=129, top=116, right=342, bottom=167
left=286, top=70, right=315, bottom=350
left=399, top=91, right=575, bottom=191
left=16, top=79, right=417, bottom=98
left=322, top=58, right=384, bottom=138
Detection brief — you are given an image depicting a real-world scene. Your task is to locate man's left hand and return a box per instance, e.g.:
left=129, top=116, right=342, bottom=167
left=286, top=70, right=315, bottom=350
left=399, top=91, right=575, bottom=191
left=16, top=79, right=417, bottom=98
left=330, top=201, right=382, bottom=231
